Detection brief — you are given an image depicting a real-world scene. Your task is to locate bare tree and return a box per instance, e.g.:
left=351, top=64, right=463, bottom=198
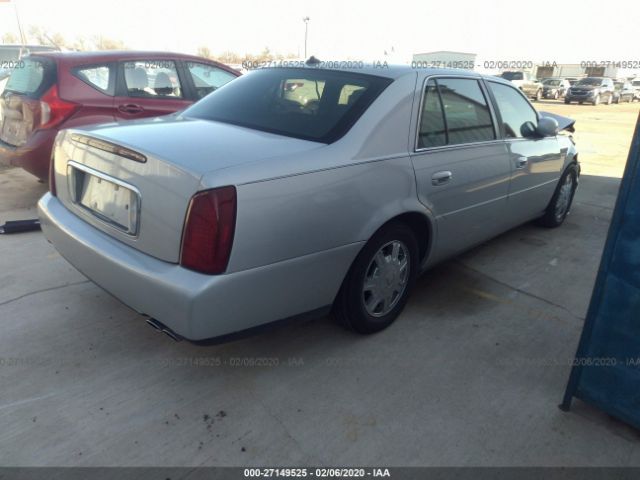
left=27, top=25, right=48, bottom=45
left=197, top=46, right=212, bottom=59
left=1, top=32, right=19, bottom=44
left=93, top=35, right=127, bottom=50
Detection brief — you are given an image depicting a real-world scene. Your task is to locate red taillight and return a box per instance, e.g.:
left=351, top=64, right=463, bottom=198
left=180, top=186, right=237, bottom=274
left=39, top=85, right=79, bottom=130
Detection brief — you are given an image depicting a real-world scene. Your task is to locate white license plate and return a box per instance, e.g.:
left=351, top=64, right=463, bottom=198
left=68, top=163, right=140, bottom=235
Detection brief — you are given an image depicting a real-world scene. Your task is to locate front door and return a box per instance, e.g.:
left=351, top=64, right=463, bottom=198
left=486, top=80, right=563, bottom=223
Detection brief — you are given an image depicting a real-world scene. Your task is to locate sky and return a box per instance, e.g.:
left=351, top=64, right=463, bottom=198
left=1, top=0, right=640, bottom=66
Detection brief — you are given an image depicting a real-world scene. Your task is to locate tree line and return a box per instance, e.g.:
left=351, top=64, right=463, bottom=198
left=1, top=28, right=298, bottom=63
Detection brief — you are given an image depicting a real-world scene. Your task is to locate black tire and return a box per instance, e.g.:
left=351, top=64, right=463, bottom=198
left=564, top=98, right=571, bottom=104
left=537, top=165, right=579, bottom=228
left=334, top=222, right=419, bottom=334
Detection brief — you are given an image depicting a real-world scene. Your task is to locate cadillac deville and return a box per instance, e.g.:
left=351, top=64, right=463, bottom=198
left=38, top=65, right=579, bottom=342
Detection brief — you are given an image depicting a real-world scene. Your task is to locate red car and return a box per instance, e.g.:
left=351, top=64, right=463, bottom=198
left=0, top=51, right=240, bottom=180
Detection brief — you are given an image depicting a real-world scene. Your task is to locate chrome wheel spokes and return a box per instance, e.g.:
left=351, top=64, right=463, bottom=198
left=362, top=240, right=410, bottom=317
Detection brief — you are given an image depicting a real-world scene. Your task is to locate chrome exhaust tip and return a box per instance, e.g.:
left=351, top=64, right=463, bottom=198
left=145, top=317, right=182, bottom=342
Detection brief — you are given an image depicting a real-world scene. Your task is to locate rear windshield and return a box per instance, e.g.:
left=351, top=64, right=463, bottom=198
left=182, top=68, right=393, bottom=143
left=4, top=57, right=53, bottom=95
left=0, top=47, right=21, bottom=63
left=501, top=72, right=523, bottom=81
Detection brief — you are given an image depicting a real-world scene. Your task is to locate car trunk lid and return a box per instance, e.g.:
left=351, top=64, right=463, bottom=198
left=52, top=118, right=323, bottom=263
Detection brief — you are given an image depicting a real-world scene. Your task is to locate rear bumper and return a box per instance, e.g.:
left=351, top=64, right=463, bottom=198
left=0, top=129, right=57, bottom=180
left=38, top=193, right=360, bottom=341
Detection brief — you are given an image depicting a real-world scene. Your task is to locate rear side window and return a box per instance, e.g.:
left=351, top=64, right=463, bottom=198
left=186, top=62, right=237, bottom=99
left=182, top=68, right=392, bottom=143
left=418, top=77, right=495, bottom=149
left=123, top=60, right=183, bottom=98
left=74, top=65, right=111, bottom=93
left=418, top=80, right=446, bottom=148
left=4, top=58, right=48, bottom=95
left=488, top=82, right=538, bottom=138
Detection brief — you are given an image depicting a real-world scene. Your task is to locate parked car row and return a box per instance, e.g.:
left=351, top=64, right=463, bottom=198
left=0, top=50, right=240, bottom=179
left=499, top=70, right=640, bottom=106
left=498, top=71, right=544, bottom=100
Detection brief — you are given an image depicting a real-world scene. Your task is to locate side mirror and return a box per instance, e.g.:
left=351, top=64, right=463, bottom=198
left=537, top=116, right=559, bottom=137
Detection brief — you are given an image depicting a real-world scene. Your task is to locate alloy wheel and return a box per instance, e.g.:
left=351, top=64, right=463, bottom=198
left=554, top=174, right=574, bottom=222
left=362, top=240, right=410, bottom=317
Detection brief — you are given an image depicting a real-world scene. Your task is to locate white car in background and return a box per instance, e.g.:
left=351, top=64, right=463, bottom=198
left=632, top=79, right=640, bottom=100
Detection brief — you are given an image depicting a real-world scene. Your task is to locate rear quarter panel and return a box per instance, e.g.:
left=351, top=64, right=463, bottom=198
left=202, top=72, right=436, bottom=274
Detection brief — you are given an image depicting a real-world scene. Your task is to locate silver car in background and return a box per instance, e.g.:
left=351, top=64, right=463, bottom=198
left=38, top=65, right=579, bottom=342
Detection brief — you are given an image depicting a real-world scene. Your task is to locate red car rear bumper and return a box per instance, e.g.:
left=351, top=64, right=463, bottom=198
left=0, top=128, right=57, bottom=180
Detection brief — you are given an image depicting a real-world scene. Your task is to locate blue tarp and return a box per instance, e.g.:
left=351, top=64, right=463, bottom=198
left=562, top=112, right=640, bottom=429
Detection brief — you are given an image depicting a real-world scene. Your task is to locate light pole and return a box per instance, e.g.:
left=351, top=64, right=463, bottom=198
left=303, top=16, right=310, bottom=59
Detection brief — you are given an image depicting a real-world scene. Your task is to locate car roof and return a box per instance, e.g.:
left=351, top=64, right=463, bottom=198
left=0, top=44, right=59, bottom=50
left=256, top=63, right=503, bottom=82
left=29, top=50, right=240, bottom=74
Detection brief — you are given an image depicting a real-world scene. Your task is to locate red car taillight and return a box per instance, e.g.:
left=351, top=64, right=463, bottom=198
left=39, top=85, right=79, bottom=130
left=180, top=186, right=237, bottom=274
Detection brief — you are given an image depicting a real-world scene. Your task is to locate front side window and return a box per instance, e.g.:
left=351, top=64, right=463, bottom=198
left=123, top=60, right=182, bottom=98
left=186, top=62, right=237, bottom=99
left=418, top=77, right=495, bottom=148
left=182, top=68, right=392, bottom=143
left=489, top=82, right=538, bottom=138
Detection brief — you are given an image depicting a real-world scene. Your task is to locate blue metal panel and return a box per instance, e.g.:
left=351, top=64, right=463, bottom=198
left=561, top=112, right=640, bottom=429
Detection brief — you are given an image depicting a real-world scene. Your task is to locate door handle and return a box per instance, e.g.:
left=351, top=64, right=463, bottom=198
left=515, top=157, right=528, bottom=169
left=118, top=104, right=144, bottom=114
left=432, top=171, right=452, bottom=186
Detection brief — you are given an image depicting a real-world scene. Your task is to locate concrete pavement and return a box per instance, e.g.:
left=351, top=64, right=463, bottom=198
left=1, top=101, right=639, bottom=466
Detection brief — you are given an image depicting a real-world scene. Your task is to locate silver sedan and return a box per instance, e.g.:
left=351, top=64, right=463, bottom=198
left=38, top=65, right=579, bottom=342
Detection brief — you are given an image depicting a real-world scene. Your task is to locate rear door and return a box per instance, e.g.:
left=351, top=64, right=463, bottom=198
left=61, top=62, right=116, bottom=127
left=486, top=80, right=563, bottom=223
left=410, top=75, right=512, bottom=263
left=112, top=59, right=192, bottom=121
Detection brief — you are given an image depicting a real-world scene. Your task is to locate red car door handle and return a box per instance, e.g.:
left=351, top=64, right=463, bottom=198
left=118, top=104, right=144, bottom=114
